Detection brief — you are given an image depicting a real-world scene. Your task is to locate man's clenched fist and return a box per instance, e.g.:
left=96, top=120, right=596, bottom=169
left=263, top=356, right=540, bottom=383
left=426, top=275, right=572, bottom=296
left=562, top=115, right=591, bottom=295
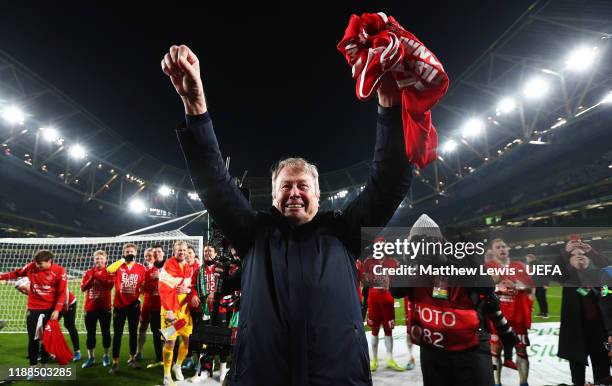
left=161, top=45, right=207, bottom=115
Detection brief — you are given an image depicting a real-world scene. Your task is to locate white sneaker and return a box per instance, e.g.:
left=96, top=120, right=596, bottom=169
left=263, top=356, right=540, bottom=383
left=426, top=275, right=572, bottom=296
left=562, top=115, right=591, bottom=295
left=188, top=371, right=209, bottom=383
left=172, top=363, right=185, bottom=381
left=163, top=374, right=176, bottom=386
left=220, top=363, right=228, bottom=383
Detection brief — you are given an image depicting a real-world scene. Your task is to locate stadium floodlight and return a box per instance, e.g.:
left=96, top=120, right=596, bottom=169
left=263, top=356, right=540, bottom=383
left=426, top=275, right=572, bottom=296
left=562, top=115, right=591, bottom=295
left=522, top=77, right=549, bottom=99
left=128, top=198, right=147, bottom=214
left=565, top=46, right=598, bottom=72
left=461, top=118, right=485, bottom=138
left=40, top=127, right=60, bottom=143
left=495, top=97, right=516, bottom=115
left=68, top=144, right=86, bottom=159
left=440, top=139, right=458, bottom=153
left=1, top=106, right=24, bottom=125
left=602, top=92, right=612, bottom=104
left=188, top=192, right=200, bottom=201
left=158, top=185, right=173, bottom=197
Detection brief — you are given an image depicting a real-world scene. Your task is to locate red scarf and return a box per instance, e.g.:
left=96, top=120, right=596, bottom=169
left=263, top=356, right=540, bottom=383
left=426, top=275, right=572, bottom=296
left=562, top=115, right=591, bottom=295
left=337, top=12, right=449, bottom=169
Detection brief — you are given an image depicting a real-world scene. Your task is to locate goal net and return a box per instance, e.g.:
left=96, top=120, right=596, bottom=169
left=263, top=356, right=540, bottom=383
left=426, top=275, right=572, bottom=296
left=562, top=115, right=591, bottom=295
left=0, top=230, right=203, bottom=333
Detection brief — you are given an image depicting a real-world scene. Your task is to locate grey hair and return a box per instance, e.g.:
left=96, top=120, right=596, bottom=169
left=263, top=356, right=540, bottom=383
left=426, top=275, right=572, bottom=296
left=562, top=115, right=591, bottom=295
left=271, top=157, right=320, bottom=198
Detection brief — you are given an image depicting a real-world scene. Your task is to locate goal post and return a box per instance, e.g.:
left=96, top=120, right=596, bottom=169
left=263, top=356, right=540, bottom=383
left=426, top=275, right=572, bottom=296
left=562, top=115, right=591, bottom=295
left=0, top=230, right=204, bottom=333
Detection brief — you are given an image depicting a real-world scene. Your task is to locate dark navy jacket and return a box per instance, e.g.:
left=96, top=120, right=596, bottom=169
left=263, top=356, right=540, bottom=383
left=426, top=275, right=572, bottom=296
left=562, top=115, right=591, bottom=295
left=176, top=105, right=412, bottom=385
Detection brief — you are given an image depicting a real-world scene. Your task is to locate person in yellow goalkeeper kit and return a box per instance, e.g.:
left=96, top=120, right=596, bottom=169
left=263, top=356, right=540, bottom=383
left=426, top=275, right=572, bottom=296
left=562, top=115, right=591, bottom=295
left=158, top=240, right=194, bottom=386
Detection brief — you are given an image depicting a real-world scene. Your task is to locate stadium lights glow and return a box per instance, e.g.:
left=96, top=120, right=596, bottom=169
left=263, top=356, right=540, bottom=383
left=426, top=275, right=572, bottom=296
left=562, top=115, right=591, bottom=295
left=158, top=185, right=174, bottom=197
left=188, top=192, right=200, bottom=201
left=440, top=139, right=458, bottom=153
left=40, top=127, right=60, bottom=143
left=550, top=118, right=567, bottom=129
left=602, top=92, right=612, bottom=104
left=128, top=198, right=147, bottom=214
left=1, top=106, right=24, bottom=125
left=68, top=144, right=86, bottom=159
left=522, top=77, right=549, bottom=99
left=461, top=118, right=485, bottom=138
left=495, top=97, right=516, bottom=115
left=565, top=46, right=598, bottom=72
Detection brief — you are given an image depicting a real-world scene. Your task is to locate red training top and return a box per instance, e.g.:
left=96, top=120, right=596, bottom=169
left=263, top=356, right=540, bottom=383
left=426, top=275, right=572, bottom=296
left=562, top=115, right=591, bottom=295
left=81, top=267, right=114, bottom=312
left=112, top=263, right=146, bottom=308
left=0, top=262, right=67, bottom=312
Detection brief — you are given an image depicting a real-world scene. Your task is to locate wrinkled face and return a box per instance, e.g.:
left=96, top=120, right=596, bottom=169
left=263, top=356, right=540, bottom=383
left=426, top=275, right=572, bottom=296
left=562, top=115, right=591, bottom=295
left=35, top=260, right=52, bottom=270
left=123, top=246, right=137, bottom=258
left=94, top=253, right=107, bottom=268
left=175, top=244, right=188, bottom=262
left=144, top=250, right=154, bottom=265
left=186, top=248, right=196, bottom=265
left=492, top=240, right=510, bottom=261
left=203, top=246, right=217, bottom=262
left=273, top=167, right=319, bottom=225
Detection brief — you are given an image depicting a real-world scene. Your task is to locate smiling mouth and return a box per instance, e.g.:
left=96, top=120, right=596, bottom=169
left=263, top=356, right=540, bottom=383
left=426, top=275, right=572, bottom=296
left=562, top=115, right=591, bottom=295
left=285, top=203, right=305, bottom=210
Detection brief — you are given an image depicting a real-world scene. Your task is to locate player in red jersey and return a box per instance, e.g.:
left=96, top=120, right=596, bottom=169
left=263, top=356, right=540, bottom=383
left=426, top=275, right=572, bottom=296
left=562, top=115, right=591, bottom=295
left=0, top=250, right=67, bottom=366
left=80, top=249, right=114, bottom=368
left=107, top=243, right=147, bottom=374
left=136, top=246, right=165, bottom=366
left=485, top=238, right=533, bottom=386
left=362, top=242, right=404, bottom=372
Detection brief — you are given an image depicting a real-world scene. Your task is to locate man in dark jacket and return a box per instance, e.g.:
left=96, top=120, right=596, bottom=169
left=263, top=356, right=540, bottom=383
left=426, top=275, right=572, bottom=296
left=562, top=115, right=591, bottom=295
left=556, top=239, right=611, bottom=386
left=161, top=45, right=412, bottom=386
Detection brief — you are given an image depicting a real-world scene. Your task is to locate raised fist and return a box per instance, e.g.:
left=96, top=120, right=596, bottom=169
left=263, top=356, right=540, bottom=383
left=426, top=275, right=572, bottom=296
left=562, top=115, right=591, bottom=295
left=161, top=45, right=207, bottom=115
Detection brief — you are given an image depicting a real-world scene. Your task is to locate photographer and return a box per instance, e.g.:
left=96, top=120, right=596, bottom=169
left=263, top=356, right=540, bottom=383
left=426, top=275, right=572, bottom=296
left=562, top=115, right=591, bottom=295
left=188, top=243, right=241, bottom=383
left=556, top=239, right=611, bottom=386
left=390, top=214, right=520, bottom=386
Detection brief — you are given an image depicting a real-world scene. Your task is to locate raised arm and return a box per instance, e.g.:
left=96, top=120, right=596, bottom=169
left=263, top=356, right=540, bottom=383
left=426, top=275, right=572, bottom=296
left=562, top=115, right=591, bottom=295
left=339, top=74, right=413, bottom=253
left=162, top=45, right=256, bottom=253
left=0, top=262, right=33, bottom=281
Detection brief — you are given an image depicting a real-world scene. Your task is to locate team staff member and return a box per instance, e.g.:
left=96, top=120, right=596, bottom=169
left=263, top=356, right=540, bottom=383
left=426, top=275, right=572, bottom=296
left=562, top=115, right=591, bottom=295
left=163, top=43, right=412, bottom=385
left=81, top=250, right=115, bottom=368
left=0, top=250, right=67, bottom=366
left=107, top=243, right=147, bottom=374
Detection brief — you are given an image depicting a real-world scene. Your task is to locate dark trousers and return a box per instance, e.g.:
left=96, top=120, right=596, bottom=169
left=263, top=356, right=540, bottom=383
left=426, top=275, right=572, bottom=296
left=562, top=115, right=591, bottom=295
left=146, top=310, right=163, bottom=361
left=60, top=302, right=80, bottom=351
left=26, top=309, right=52, bottom=365
left=535, top=287, right=548, bottom=314
left=112, top=301, right=140, bottom=358
left=569, top=320, right=610, bottom=386
left=420, top=340, right=495, bottom=386
left=84, top=309, right=112, bottom=350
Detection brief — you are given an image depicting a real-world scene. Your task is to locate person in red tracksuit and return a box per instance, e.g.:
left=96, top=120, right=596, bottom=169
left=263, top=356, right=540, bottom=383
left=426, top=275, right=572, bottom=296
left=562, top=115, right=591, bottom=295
left=14, top=276, right=81, bottom=361
left=136, top=246, right=164, bottom=366
left=0, top=250, right=67, bottom=366
left=363, top=251, right=404, bottom=372
left=107, top=243, right=147, bottom=374
left=80, top=249, right=114, bottom=368
left=485, top=238, right=533, bottom=386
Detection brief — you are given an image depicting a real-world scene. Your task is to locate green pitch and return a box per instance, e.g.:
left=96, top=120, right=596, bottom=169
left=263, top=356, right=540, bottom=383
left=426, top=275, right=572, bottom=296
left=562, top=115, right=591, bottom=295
left=0, top=334, right=176, bottom=386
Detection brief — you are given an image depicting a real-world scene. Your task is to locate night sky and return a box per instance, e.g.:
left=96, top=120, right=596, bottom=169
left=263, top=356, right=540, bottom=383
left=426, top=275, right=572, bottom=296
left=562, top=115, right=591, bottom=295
left=0, top=1, right=533, bottom=177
